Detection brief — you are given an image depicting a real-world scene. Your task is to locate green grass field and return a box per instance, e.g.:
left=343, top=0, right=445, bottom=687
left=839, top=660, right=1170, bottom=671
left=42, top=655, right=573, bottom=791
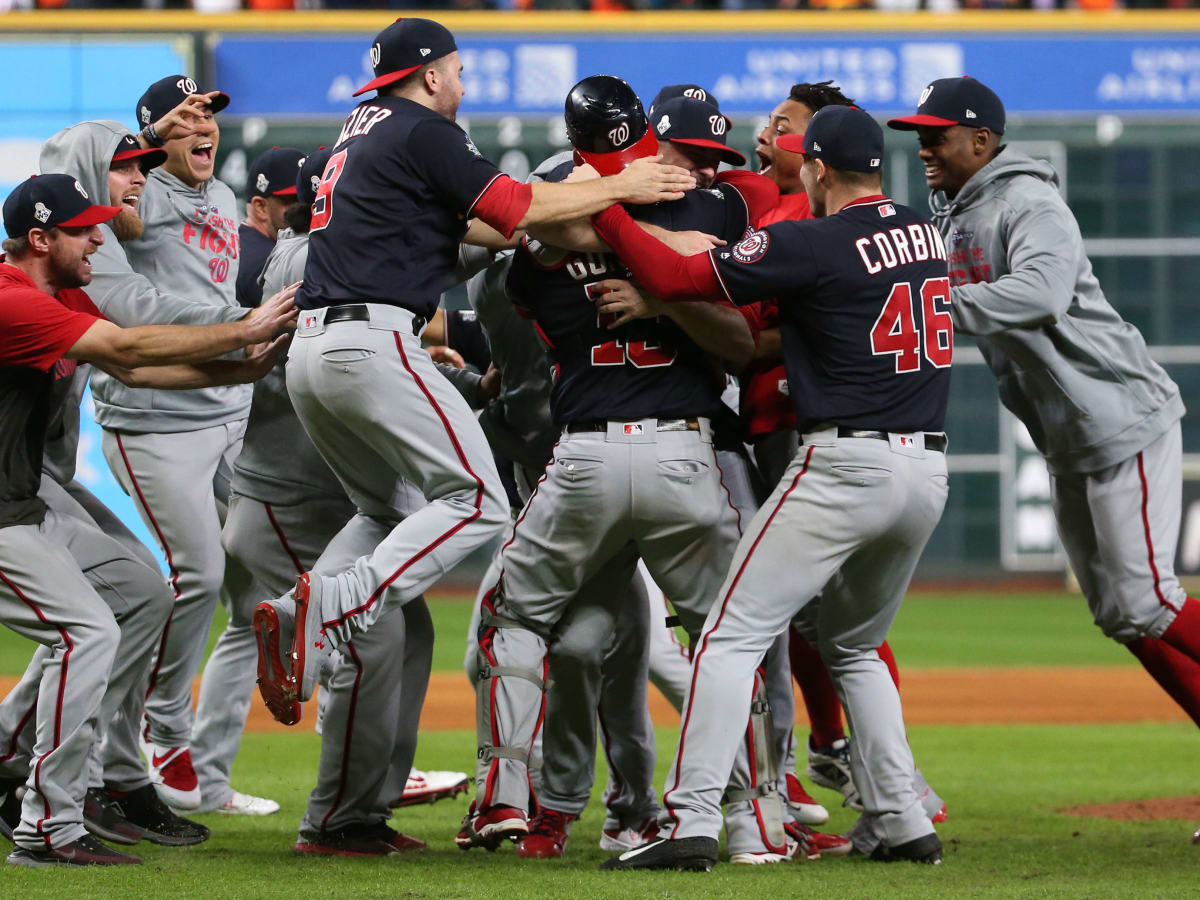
left=3, top=590, right=1198, bottom=897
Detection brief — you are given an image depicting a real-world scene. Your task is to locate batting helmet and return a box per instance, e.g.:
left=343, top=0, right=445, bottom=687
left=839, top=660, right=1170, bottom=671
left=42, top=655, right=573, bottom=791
left=564, top=75, right=659, bottom=176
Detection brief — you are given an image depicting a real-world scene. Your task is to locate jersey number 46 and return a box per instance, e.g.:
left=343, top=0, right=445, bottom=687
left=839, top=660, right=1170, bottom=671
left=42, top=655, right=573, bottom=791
left=870, top=276, right=953, bottom=373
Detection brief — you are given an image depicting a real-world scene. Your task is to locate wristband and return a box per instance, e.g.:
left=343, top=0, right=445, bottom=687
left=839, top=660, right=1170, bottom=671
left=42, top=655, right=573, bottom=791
left=140, top=123, right=165, bottom=148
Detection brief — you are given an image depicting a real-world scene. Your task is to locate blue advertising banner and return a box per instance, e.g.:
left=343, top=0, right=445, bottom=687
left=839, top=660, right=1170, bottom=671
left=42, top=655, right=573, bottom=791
left=215, top=33, right=1200, bottom=118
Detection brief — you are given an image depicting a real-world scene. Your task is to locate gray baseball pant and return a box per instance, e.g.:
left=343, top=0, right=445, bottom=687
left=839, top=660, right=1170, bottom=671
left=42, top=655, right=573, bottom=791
left=0, top=518, right=120, bottom=850
left=101, top=419, right=246, bottom=747
left=662, top=431, right=948, bottom=851
left=285, top=304, right=507, bottom=647
left=192, top=492, right=356, bottom=808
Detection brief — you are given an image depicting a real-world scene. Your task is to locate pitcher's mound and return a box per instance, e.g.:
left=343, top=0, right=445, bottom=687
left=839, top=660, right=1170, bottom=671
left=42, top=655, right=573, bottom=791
left=1061, top=796, right=1200, bottom=821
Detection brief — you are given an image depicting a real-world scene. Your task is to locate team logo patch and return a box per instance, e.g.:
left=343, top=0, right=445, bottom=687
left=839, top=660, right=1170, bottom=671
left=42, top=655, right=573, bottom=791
left=878, top=203, right=895, bottom=217
left=709, top=115, right=726, bottom=136
left=33, top=202, right=51, bottom=224
left=74, top=180, right=88, bottom=199
left=370, top=43, right=381, bottom=67
left=176, top=76, right=198, bottom=95
left=256, top=172, right=269, bottom=193
left=965, top=108, right=977, bottom=119
left=310, top=174, right=321, bottom=194
left=656, top=115, right=671, bottom=135
left=303, top=314, right=316, bottom=328
left=731, top=229, right=769, bottom=264
left=919, top=83, right=934, bottom=106
left=609, top=122, right=631, bottom=147
left=140, top=105, right=152, bottom=125
left=683, top=87, right=707, bottom=102
left=623, top=423, right=644, bottom=435
left=465, top=138, right=482, bottom=158
left=420, top=47, right=431, bottom=57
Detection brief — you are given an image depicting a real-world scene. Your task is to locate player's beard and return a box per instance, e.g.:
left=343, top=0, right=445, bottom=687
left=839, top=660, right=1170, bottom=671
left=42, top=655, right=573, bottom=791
left=110, top=208, right=145, bottom=242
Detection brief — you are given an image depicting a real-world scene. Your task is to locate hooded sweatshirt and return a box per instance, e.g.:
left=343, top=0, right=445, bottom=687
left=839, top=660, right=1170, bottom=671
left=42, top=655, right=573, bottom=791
left=39, top=121, right=250, bottom=458
left=932, top=148, right=1183, bottom=475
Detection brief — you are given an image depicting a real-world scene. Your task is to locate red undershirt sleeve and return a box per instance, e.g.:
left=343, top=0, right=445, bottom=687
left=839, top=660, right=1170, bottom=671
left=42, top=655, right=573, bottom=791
left=469, top=175, right=533, bottom=240
left=591, top=205, right=724, bottom=303
left=714, top=171, right=781, bottom=226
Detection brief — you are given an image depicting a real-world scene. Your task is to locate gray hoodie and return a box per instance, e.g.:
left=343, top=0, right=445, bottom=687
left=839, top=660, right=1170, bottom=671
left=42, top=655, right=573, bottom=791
left=933, top=148, right=1184, bottom=475
left=45, top=124, right=250, bottom=434
left=38, top=120, right=249, bottom=466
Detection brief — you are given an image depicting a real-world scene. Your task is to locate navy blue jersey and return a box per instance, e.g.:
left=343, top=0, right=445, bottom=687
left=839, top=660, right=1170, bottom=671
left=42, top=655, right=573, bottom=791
left=298, top=97, right=508, bottom=318
left=236, top=223, right=272, bottom=310
left=507, top=183, right=751, bottom=424
left=712, top=196, right=951, bottom=433
left=445, top=309, right=492, bottom=371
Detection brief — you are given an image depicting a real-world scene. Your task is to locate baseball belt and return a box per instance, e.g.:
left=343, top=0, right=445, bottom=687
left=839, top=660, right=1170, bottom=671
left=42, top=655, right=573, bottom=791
left=803, top=427, right=948, bottom=453
left=324, top=303, right=427, bottom=336
left=564, top=417, right=701, bottom=434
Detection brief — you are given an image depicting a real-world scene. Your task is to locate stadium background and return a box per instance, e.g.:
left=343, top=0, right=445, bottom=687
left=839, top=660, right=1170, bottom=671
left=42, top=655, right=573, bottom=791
left=2, top=10, right=1200, bottom=583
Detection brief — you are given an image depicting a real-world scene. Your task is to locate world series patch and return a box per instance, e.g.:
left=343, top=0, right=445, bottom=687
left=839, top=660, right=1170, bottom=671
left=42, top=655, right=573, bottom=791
left=731, top=229, right=769, bottom=264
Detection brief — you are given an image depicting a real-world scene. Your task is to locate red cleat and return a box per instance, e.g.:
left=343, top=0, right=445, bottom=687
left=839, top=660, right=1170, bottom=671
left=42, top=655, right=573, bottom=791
left=516, top=808, right=576, bottom=859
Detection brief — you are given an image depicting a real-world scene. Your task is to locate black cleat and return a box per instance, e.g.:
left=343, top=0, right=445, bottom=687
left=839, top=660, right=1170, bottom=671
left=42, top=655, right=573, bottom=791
left=870, top=832, right=943, bottom=864
left=84, top=788, right=142, bottom=845
left=601, top=836, right=718, bottom=872
left=0, top=776, right=23, bottom=841
left=105, top=784, right=209, bottom=846
left=6, top=834, right=142, bottom=867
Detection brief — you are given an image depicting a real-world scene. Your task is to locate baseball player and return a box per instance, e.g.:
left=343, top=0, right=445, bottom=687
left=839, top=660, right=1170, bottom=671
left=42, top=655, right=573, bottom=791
left=252, top=18, right=694, bottom=727
left=235, top=146, right=303, bottom=310
left=460, top=75, right=813, bottom=867
left=0, top=173, right=293, bottom=867
left=595, top=105, right=952, bottom=870
left=889, top=78, right=1200, bottom=729
left=90, top=74, right=253, bottom=810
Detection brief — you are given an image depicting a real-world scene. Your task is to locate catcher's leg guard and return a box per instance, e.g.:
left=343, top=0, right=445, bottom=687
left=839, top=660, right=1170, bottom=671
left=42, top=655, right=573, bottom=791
left=723, top=668, right=788, bottom=855
left=473, top=599, right=549, bottom=812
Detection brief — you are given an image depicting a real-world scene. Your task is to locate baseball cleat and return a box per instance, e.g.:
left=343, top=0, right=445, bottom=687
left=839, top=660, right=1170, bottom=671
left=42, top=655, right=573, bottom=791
left=391, top=769, right=470, bottom=808
left=291, top=573, right=330, bottom=703
left=5, top=834, right=142, bottom=868
left=931, top=803, right=948, bottom=824
left=785, top=772, right=830, bottom=825
left=455, top=803, right=529, bottom=850
left=599, top=815, right=661, bottom=852
left=105, top=784, right=210, bottom=846
left=807, top=736, right=862, bottom=810
left=0, top=776, right=24, bottom=841
left=294, top=822, right=426, bottom=857
left=870, top=832, right=943, bottom=865
left=83, top=788, right=142, bottom=845
left=731, top=835, right=804, bottom=865
left=140, top=742, right=201, bottom=810
left=785, top=820, right=852, bottom=858
left=254, top=595, right=302, bottom=726
left=196, top=790, right=280, bottom=816
left=516, top=808, right=576, bottom=859
left=600, top=836, right=718, bottom=872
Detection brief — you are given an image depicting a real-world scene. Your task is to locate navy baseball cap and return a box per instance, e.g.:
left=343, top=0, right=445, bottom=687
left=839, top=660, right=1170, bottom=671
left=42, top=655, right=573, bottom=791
left=649, top=83, right=719, bottom=116
left=650, top=97, right=745, bottom=167
left=296, top=147, right=333, bottom=207
left=777, top=105, right=884, bottom=174
left=888, top=76, right=1005, bottom=135
left=4, top=174, right=121, bottom=239
left=354, top=17, right=457, bottom=97
left=136, top=75, right=230, bottom=129
left=111, top=133, right=166, bottom=172
left=246, top=146, right=305, bottom=199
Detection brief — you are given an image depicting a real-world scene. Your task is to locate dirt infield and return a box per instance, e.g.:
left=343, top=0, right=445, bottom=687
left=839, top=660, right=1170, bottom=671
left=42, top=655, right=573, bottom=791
left=1061, top=796, right=1200, bottom=822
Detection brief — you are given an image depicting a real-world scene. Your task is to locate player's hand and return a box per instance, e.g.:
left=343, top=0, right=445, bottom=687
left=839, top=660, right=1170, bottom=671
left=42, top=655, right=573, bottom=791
left=428, top=345, right=466, bottom=369
left=150, top=92, right=222, bottom=143
left=241, top=334, right=291, bottom=381
left=477, top=363, right=502, bottom=403
left=244, top=282, right=299, bottom=342
left=565, top=163, right=601, bottom=183
left=611, top=156, right=695, bottom=205
left=659, top=229, right=724, bottom=257
left=588, top=279, right=662, bottom=327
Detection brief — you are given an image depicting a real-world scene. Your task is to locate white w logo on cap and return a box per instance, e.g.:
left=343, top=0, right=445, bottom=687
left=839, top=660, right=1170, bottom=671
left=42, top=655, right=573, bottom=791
left=370, top=43, right=381, bottom=67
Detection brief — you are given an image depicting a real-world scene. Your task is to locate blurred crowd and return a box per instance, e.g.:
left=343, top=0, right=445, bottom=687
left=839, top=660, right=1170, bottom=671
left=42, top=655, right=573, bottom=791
left=2, top=0, right=1195, bottom=11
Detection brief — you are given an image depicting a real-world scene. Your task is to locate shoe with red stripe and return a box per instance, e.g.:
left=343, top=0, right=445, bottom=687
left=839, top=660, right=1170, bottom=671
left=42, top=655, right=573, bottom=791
left=294, top=822, right=426, bottom=857
left=455, top=802, right=528, bottom=850
left=516, top=808, right=576, bottom=859
left=254, top=574, right=331, bottom=727
left=599, top=815, right=660, bottom=852
left=785, top=772, right=830, bottom=825
left=390, top=769, right=470, bottom=808
left=141, top=742, right=201, bottom=810
left=785, top=820, right=852, bottom=858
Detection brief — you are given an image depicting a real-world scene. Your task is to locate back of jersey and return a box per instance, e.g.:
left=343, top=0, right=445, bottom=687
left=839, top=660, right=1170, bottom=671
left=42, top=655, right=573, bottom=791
left=506, top=183, right=750, bottom=424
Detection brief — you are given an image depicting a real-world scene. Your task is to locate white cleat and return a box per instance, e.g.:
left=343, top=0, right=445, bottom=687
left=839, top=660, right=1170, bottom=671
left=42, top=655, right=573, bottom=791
left=391, top=769, right=470, bottom=808
left=730, top=837, right=802, bottom=865
left=205, top=791, right=280, bottom=816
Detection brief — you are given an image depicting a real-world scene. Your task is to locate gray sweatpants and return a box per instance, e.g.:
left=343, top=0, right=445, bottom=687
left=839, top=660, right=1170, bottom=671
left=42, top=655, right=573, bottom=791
left=285, top=304, right=507, bottom=646
left=0, top=517, right=120, bottom=850
left=662, top=430, right=948, bottom=851
left=1052, top=422, right=1187, bottom=644
left=101, top=419, right=246, bottom=748
left=192, top=491, right=355, bottom=808
left=0, top=479, right=171, bottom=797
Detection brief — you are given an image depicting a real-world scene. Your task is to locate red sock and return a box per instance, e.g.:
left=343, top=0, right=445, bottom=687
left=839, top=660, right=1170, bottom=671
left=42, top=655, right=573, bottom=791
left=876, top=640, right=900, bottom=689
left=1127, top=636, right=1200, bottom=728
left=789, top=629, right=844, bottom=748
left=1161, top=597, right=1200, bottom=666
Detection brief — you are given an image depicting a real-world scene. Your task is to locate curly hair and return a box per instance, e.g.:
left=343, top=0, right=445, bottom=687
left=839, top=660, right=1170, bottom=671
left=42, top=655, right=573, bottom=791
left=788, top=81, right=857, bottom=112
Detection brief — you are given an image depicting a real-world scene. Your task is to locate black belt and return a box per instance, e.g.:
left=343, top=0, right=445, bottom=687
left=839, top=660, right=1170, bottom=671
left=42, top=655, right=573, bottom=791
left=803, top=427, right=948, bottom=453
left=566, top=417, right=702, bottom=434
left=324, top=304, right=427, bottom=336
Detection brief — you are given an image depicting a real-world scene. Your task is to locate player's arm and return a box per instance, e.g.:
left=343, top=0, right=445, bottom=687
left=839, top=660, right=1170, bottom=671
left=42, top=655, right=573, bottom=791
left=66, top=283, right=298, bottom=369
left=949, top=193, right=1077, bottom=336
left=91, top=335, right=289, bottom=389
left=591, top=279, right=753, bottom=370
left=515, top=156, right=695, bottom=229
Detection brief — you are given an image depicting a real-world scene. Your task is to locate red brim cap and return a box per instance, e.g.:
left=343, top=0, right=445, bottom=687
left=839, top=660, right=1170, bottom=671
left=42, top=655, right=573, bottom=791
left=577, top=129, right=660, bottom=176
left=353, top=64, right=421, bottom=97
left=668, top=137, right=746, bottom=167
left=886, top=113, right=958, bottom=131
left=776, top=133, right=807, bottom=154
left=58, top=204, right=123, bottom=227
left=270, top=185, right=299, bottom=197
left=113, top=146, right=167, bottom=169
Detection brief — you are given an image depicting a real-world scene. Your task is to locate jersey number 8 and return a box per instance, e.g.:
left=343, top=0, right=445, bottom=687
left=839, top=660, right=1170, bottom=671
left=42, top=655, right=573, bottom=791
left=310, top=149, right=349, bottom=233
left=870, top=276, right=953, bottom=373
